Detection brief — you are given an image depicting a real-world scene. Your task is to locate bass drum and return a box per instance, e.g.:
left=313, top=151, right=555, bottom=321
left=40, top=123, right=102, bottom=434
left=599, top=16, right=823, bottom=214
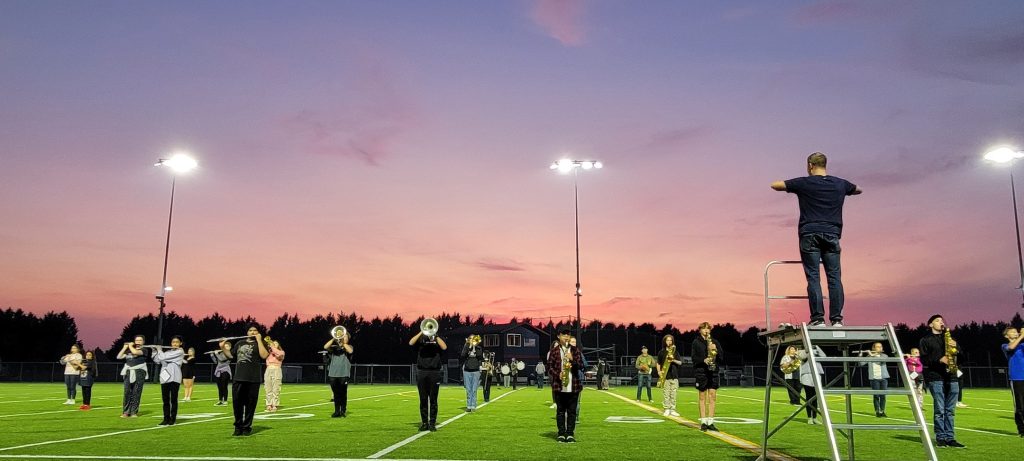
left=516, top=361, right=525, bottom=371
left=500, top=364, right=511, bottom=374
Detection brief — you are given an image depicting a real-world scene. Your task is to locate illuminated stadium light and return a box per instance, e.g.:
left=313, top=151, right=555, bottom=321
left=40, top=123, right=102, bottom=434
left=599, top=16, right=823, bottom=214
left=984, top=146, right=1024, bottom=164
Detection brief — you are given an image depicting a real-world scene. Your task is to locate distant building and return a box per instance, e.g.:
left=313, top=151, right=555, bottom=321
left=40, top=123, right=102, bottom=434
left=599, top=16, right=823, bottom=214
left=446, top=322, right=551, bottom=370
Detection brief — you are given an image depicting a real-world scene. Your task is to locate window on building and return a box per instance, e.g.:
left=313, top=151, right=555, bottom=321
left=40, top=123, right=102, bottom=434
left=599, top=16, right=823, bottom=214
left=483, top=334, right=499, bottom=347
left=507, top=333, right=522, bottom=348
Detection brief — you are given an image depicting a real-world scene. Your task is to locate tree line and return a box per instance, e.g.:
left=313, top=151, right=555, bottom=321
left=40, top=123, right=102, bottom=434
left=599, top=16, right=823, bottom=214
left=2, top=307, right=1022, bottom=367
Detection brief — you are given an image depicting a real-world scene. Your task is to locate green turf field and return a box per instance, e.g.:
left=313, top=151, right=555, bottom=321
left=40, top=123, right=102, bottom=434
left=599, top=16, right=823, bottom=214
left=0, top=382, right=1016, bottom=460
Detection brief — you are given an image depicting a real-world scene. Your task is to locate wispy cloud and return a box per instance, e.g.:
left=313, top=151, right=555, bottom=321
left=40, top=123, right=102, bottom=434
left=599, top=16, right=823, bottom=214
left=476, top=258, right=527, bottom=272
left=851, top=146, right=972, bottom=188
left=529, top=0, right=587, bottom=47
left=643, top=126, right=713, bottom=153
left=790, top=0, right=896, bottom=25
left=282, top=54, right=417, bottom=165
left=903, top=28, right=1024, bottom=85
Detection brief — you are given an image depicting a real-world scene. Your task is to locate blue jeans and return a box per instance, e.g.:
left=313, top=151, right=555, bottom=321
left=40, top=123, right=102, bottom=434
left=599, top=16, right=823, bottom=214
left=536, top=373, right=544, bottom=389
left=927, top=380, right=959, bottom=442
left=463, top=370, right=480, bottom=409
left=799, top=232, right=844, bottom=323
left=637, top=374, right=652, bottom=400
left=869, top=379, right=887, bottom=414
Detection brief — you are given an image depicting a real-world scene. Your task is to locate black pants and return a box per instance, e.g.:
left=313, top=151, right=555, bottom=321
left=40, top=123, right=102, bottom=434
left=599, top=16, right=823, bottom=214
left=1012, top=380, right=1024, bottom=435
left=803, top=385, right=819, bottom=418
left=216, top=373, right=231, bottom=402
left=161, top=382, right=180, bottom=422
left=786, top=378, right=802, bottom=405
left=511, top=373, right=518, bottom=389
left=482, top=374, right=492, bottom=402
left=416, top=369, right=441, bottom=424
left=82, top=385, right=92, bottom=405
left=329, top=377, right=349, bottom=414
left=555, top=392, right=580, bottom=436
left=232, top=381, right=261, bottom=430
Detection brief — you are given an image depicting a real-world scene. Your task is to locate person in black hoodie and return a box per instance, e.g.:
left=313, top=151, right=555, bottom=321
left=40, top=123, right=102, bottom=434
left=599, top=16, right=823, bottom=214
left=919, top=314, right=964, bottom=448
left=461, top=335, right=483, bottom=412
left=692, top=322, right=723, bottom=432
left=410, top=328, right=447, bottom=431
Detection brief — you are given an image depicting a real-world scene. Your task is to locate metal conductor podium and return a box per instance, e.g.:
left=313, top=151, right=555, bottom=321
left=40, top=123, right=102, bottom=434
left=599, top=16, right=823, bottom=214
left=758, top=261, right=936, bottom=461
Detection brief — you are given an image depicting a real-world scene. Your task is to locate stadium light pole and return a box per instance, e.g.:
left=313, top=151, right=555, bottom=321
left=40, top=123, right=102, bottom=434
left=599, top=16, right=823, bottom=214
left=154, top=152, right=198, bottom=347
left=984, top=146, right=1024, bottom=309
left=549, top=158, right=603, bottom=344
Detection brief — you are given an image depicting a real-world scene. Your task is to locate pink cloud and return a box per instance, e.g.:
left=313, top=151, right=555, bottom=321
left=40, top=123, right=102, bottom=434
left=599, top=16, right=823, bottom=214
left=530, top=0, right=587, bottom=47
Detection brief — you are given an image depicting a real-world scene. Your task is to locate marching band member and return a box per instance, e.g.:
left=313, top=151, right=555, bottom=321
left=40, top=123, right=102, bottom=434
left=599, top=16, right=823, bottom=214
left=857, top=342, right=890, bottom=417
left=117, top=335, right=148, bottom=418
left=264, top=338, right=285, bottom=412
left=501, top=361, right=511, bottom=388
left=220, top=326, right=269, bottom=436
left=692, top=322, right=723, bottom=431
left=634, top=346, right=655, bottom=402
left=77, top=350, right=98, bottom=410
left=409, top=327, right=447, bottom=431
left=596, top=359, right=609, bottom=390
left=59, top=344, right=83, bottom=405
left=547, top=328, right=583, bottom=443
left=798, top=346, right=825, bottom=425
left=780, top=346, right=802, bottom=405
left=211, top=348, right=232, bottom=406
left=920, top=314, right=964, bottom=448
left=570, top=337, right=587, bottom=421
left=1003, top=327, right=1024, bottom=437
left=324, top=330, right=353, bottom=418
left=460, top=335, right=483, bottom=412
left=181, top=347, right=196, bottom=402
left=510, top=358, right=520, bottom=390
left=152, top=336, right=185, bottom=425
left=535, top=361, right=545, bottom=389
left=904, top=348, right=924, bottom=407
left=548, top=341, right=559, bottom=409
left=657, top=334, right=682, bottom=417
left=481, top=352, right=494, bottom=403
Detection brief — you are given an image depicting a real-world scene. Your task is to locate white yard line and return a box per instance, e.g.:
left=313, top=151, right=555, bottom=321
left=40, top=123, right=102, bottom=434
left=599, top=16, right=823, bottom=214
left=0, top=396, right=114, bottom=405
left=366, top=389, right=520, bottom=459
left=603, top=391, right=800, bottom=461
left=0, top=457, right=488, bottom=461
left=0, top=391, right=410, bottom=453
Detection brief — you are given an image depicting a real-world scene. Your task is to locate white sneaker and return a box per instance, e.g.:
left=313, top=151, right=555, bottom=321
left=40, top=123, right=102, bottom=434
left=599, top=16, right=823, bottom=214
left=64, top=399, right=74, bottom=405
left=669, top=410, right=680, bottom=417
left=808, top=418, right=815, bottom=425
left=662, top=409, right=671, bottom=416
left=956, top=402, right=967, bottom=408
left=549, top=403, right=557, bottom=409
left=831, top=322, right=844, bottom=328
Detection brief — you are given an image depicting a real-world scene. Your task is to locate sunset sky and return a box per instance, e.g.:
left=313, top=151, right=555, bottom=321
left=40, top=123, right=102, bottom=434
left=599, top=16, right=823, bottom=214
left=2, top=1, right=1023, bottom=348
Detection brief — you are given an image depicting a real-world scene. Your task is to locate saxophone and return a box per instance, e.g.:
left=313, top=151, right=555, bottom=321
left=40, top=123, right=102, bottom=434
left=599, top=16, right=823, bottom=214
left=560, top=347, right=572, bottom=388
left=943, top=328, right=959, bottom=375
left=657, top=345, right=676, bottom=388
left=705, top=335, right=718, bottom=371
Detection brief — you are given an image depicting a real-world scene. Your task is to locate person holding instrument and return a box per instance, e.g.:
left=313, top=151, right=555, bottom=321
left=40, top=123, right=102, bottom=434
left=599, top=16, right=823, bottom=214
left=657, top=334, right=683, bottom=417
left=181, top=347, right=196, bottom=402
left=919, top=314, right=964, bottom=448
left=220, top=326, right=268, bottom=436
left=547, top=328, right=583, bottom=443
left=59, top=344, right=83, bottom=405
left=410, top=319, right=447, bottom=432
left=77, top=350, right=98, bottom=410
left=152, top=336, right=185, bottom=425
left=460, top=335, right=483, bottom=412
left=210, top=348, right=232, bottom=406
left=857, top=342, right=890, bottom=418
left=264, top=337, right=285, bottom=412
left=692, top=322, right=723, bottom=431
left=1003, top=327, right=1024, bottom=437
left=117, top=335, right=149, bottom=418
left=324, top=327, right=353, bottom=418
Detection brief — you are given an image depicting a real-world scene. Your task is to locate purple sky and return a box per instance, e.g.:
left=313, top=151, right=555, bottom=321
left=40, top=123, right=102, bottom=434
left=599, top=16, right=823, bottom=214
left=2, top=1, right=1023, bottom=348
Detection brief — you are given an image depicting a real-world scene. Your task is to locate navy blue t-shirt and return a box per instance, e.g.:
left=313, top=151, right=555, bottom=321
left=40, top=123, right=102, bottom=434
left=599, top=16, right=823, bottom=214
left=784, top=175, right=857, bottom=236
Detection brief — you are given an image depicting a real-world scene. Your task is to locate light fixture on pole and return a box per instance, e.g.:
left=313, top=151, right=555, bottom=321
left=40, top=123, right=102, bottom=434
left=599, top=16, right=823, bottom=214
left=154, top=152, right=198, bottom=347
left=984, top=145, right=1024, bottom=309
left=550, top=158, right=603, bottom=343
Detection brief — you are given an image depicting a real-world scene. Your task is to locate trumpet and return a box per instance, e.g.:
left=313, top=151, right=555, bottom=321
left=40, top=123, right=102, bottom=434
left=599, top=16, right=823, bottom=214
left=206, top=335, right=252, bottom=343
left=264, top=336, right=276, bottom=347
left=421, top=318, right=438, bottom=339
left=466, top=334, right=481, bottom=345
left=330, top=325, right=348, bottom=342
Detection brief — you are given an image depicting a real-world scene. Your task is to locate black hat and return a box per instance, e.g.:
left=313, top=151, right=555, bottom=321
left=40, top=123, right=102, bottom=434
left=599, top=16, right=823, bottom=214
left=927, top=314, right=943, bottom=325
left=558, top=327, right=572, bottom=335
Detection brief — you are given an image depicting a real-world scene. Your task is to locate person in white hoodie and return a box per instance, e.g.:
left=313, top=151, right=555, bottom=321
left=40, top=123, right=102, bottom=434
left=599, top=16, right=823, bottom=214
left=799, top=345, right=826, bottom=425
left=152, top=336, right=185, bottom=426
left=59, top=345, right=83, bottom=405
